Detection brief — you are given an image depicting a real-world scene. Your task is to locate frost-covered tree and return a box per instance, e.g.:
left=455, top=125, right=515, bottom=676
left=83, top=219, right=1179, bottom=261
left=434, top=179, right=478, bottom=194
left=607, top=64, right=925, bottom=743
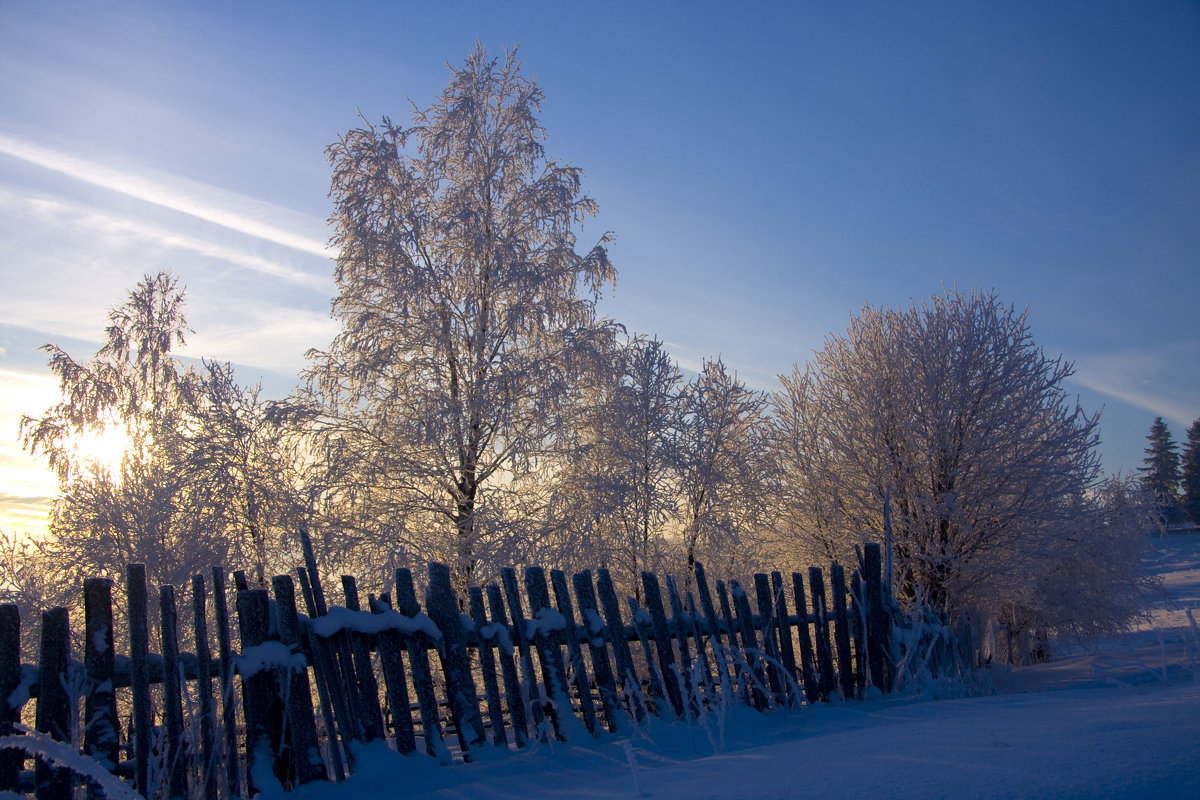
left=771, top=288, right=1104, bottom=631
left=20, top=273, right=301, bottom=596
left=677, top=357, right=773, bottom=588
left=297, top=45, right=617, bottom=591
left=1141, top=416, right=1183, bottom=523
left=1183, top=419, right=1200, bottom=525
left=549, top=335, right=683, bottom=595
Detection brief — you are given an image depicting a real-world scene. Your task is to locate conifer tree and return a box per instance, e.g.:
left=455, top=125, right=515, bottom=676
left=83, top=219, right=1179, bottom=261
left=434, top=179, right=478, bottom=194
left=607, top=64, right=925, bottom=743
left=1182, top=418, right=1200, bottom=525
left=1140, top=416, right=1182, bottom=522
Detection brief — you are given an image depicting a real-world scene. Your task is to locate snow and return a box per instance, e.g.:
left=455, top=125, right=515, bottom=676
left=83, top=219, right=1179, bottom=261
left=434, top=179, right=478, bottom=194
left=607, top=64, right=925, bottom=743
left=309, top=605, right=441, bottom=640
left=266, top=531, right=1200, bottom=799
left=524, top=608, right=566, bottom=639
left=0, top=728, right=140, bottom=800
left=236, top=641, right=308, bottom=678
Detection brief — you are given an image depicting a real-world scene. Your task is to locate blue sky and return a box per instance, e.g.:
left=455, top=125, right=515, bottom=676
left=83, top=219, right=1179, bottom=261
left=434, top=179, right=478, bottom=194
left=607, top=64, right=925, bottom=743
left=1, top=0, right=1198, bottom=534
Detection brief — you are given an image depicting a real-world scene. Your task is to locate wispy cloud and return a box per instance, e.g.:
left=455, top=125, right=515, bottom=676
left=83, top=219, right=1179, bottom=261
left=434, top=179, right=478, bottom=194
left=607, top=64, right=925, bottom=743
left=9, top=191, right=331, bottom=292
left=0, top=133, right=333, bottom=258
left=1072, top=343, right=1200, bottom=429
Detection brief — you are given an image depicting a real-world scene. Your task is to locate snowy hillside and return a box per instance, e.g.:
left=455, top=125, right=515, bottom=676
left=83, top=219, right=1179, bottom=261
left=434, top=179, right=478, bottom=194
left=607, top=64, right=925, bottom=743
left=269, top=533, right=1200, bottom=800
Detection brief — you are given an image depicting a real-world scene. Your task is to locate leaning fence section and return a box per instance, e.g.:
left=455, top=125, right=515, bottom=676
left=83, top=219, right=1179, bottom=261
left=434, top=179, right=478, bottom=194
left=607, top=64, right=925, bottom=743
left=0, top=537, right=895, bottom=800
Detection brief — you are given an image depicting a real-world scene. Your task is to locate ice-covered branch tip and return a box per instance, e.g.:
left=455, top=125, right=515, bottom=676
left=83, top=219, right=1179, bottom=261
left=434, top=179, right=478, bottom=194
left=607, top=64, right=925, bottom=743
left=0, top=730, right=142, bottom=800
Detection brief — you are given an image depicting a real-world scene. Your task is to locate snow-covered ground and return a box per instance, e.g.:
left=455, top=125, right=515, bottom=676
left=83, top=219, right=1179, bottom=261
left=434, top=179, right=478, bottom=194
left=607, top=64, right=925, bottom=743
left=279, top=533, right=1200, bottom=800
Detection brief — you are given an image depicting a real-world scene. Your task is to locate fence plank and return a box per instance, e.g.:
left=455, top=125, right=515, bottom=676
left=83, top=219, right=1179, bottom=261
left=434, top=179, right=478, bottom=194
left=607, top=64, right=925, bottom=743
left=753, top=573, right=785, bottom=703
left=160, top=586, right=187, bottom=800
left=594, top=570, right=638, bottom=710
left=641, top=572, right=684, bottom=719
left=369, top=594, right=416, bottom=757
left=237, top=589, right=286, bottom=794
left=729, top=580, right=768, bottom=710
left=809, top=567, right=836, bottom=700
left=850, top=569, right=866, bottom=695
left=34, top=607, right=71, bottom=800
left=190, top=575, right=219, bottom=800
left=211, top=566, right=243, bottom=798
left=714, top=579, right=748, bottom=705
left=771, top=571, right=798, bottom=701
left=693, top=564, right=731, bottom=693
left=83, top=578, right=118, bottom=788
left=297, top=568, right=352, bottom=777
left=830, top=564, right=855, bottom=700
left=340, top=576, right=386, bottom=742
left=501, top=568, right=545, bottom=738
left=791, top=572, right=820, bottom=704
left=863, top=543, right=892, bottom=691
left=271, top=575, right=326, bottom=786
left=627, top=594, right=663, bottom=714
left=394, top=569, right=446, bottom=762
left=126, top=565, right=152, bottom=796
left=550, top=569, right=597, bottom=734
left=524, top=567, right=569, bottom=739
left=486, top=583, right=529, bottom=746
left=426, top=564, right=485, bottom=756
left=468, top=588, right=507, bottom=748
left=572, top=571, right=619, bottom=733
left=301, top=531, right=368, bottom=749
left=0, top=604, right=21, bottom=791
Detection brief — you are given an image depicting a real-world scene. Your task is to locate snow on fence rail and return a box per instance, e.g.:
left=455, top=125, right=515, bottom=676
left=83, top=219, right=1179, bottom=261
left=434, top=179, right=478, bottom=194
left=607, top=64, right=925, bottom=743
left=0, top=535, right=895, bottom=800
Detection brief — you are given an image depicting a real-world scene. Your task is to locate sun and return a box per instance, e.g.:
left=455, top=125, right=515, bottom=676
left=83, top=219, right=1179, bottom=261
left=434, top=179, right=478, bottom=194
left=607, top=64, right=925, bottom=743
left=71, top=423, right=132, bottom=477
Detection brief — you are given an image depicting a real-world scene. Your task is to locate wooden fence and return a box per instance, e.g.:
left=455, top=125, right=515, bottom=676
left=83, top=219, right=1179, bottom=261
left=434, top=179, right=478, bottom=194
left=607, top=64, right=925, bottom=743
left=0, top=536, right=895, bottom=800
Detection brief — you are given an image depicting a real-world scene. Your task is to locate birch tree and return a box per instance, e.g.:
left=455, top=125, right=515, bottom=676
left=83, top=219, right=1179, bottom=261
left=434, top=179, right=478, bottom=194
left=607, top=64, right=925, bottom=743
left=677, top=357, right=773, bottom=587
left=299, top=44, right=617, bottom=590
left=20, top=272, right=302, bottom=595
left=548, top=335, right=682, bottom=595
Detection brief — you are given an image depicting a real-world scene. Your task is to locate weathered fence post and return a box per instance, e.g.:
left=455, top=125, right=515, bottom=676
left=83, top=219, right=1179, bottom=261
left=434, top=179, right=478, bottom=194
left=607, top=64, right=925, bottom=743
left=715, top=579, right=749, bottom=705
left=486, top=582, right=529, bottom=745
left=340, top=576, right=386, bottom=742
left=850, top=569, right=867, bottom=694
left=753, top=574, right=785, bottom=703
left=809, top=568, right=836, bottom=700
left=830, top=564, right=856, bottom=700
left=641, top=572, right=684, bottom=719
left=572, top=571, right=620, bottom=732
left=236, top=588, right=284, bottom=795
left=524, top=566, right=570, bottom=738
left=212, top=566, right=243, bottom=797
left=595, top=569, right=640, bottom=716
left=790, top=572, right=820, bottom=704
left=771, top=572, right=798, bottom=702
left=550, top=569, right=597, bottom=734
left=82, top=578, right=118, bottom=789
left=0, top=604, right=21, bottom=791
left=863, top=543, right=892, bottom=692
left=369, top=593, right=416, bottom=756
left=126, top=565, right=152, bottom=796
left=694, top=564, right=732, bottom=696
left=271, top=575, right=326, bottom=786
left=426, top=564, right=485, bottom=757
left=467, top=587, right=507, bottom=747
left=190, top=574, right=219, bottom=800
left=394, top=568, right=446, bottom=761
left=35, top=607, right=71, bottom=800
left=160, top=585, right=187, bottom=800
left=296, top=568, right=354, bottom=775
left=729, top=580, right=768, bottom=710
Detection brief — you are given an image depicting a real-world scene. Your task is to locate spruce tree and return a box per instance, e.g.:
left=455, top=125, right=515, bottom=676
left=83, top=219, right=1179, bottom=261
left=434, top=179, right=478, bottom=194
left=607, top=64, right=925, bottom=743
left=1182, top=418, right=1200, bottom=526
left=1140, top=416, right=1182, bottom=522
